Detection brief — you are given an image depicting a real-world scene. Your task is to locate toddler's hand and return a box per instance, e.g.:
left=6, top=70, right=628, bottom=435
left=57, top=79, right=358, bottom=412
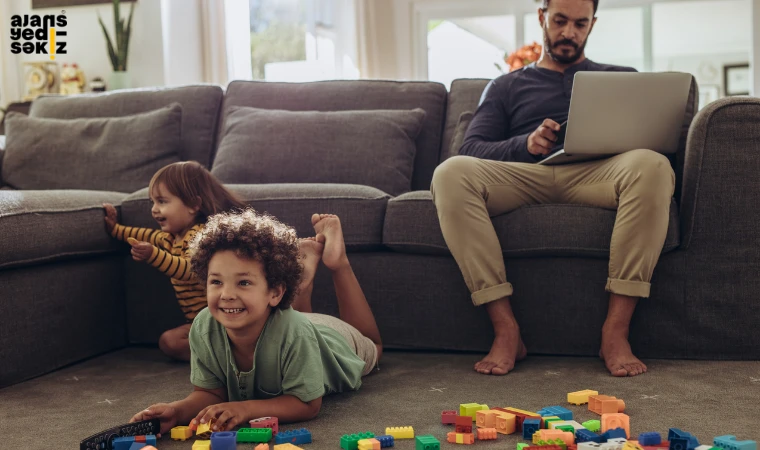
left=193, top=402, right=250, bottom=432
left=103, top=203, right=118, bottom=234
left=128, top=238, right=154, bottom=262
left=129, top=403, right=178, bottom=437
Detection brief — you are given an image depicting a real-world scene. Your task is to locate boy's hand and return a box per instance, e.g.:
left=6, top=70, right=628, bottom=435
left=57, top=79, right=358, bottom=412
left=193, top=402, right=251, bottom=432
left=128, top=238, right=154, bottom=262
left=103, top=203, right=118, bottom=234
left=129, top=403, right=178, bottom=437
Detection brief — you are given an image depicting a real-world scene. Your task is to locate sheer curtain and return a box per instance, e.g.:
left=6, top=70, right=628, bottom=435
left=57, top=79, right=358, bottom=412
left=354, top=0, right=400, bottom=79
left=199, top=0, right=252, bottom=85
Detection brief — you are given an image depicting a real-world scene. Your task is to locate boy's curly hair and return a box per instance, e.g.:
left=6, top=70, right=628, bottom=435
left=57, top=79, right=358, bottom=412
left=189, top=208, right=303, bottom=309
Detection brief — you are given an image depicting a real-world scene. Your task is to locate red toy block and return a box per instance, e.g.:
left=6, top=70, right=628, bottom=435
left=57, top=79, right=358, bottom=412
left=477, top=428, right=497, bottom=440
left=455, top=415, right=473, bottom=433
left=442, top=410, right=457, bottom=425
left=249, top=416, right=279, bottom=435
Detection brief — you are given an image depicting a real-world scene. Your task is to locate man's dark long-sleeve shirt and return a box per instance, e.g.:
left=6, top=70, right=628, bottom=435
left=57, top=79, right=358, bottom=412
left=459, top=59, right=637, bottom=163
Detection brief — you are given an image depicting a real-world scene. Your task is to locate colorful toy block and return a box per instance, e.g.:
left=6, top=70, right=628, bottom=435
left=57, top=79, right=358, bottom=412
left=255, top=445, right=270, bottom=450
left=375, top=435, right=395, bottom=448
left=603, top=438, right=629, bottom=450
left=415, top=435, right=440, bottom=450
left=359, top=438, right=382, bottom=450
left=583, top=420, right=601, bottom=433
left=250, top=416, right=280, bottom=435
left=580, top=443, right=603, bottom=450
left=576, top=429, right=603, bottom=443
left=538, top=406, right=574, bottom=421
left=602, top=428, right=628, bottom=441
left=460, top=403, right=488, bottom=421
left=442, top=410, right=457, bottom=425
left=499, top=407, right=542, bottom=432
left=523, top=418, right=541, bottom=439
left=478, top=428, right=497, bottom=440
left=602, top=413, right=630, bottom=438
left=668, top=429, right=699, bottom=450
left=192, top=440, right=211, bottom=450
left=624, top=442, right=645, bottom=450
left=713, top=436, right=756, bottom=450
left=476, top=410, right=499, bottom=428
left=274, top=444, right=303, bottom=450
left=589, top=395, right=625, bottom=415
left=518, top=444, right=530, bottom=450
left=171, top=426, right=193, bottom=441
left=494, top=411, right=517, bottom=435
left=568, top=390, right=599, bottom=405
left=386, top=427, right=414, bottom=439
left=196, top=419, right=214, bottom=439
left=447, top=432, right=475, bottom=444
left=341, top=433, right=375, bottom=450
left=275, top=428, right=312, bottom=445
left=455, top=415, right=473, bottom=433
left=537, top=429, right=575, bottom=446
left=112, top=435, right=157, bottom=450
left=211, top=431, right=237, bottom=450
left=238, top=427, right=274, bottom=443
left=640, top=433, right=664, bottom=446
left=543, top=416, right=562, bottom=428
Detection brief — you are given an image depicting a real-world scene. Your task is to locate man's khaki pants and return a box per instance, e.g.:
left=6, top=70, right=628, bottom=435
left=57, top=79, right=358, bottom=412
left=430, top=149, right=675, bottom=306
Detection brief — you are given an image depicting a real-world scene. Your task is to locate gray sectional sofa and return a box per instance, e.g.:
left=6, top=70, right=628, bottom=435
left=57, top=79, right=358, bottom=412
left=1, top=77, right=758, bottom=389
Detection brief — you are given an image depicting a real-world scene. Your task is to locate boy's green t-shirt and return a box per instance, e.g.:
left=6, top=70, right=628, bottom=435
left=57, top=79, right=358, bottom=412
left=189, top=307, right=366, bottom=403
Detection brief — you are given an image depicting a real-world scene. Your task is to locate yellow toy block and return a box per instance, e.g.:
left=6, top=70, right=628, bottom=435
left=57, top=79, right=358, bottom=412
left=494, top=412, right=516, bottom=435
left=255, top=445, right=270, bottom=450
left=568, top=389, right=599, bottom=405
left=195, top=420, right=213, bottom=439
left=601, top=413, right=630, bottom=438
left=274, top=444, right=303, bottom=450
left=170, top=426, right=193, bottom=441
left=386, top=426, right=414, bottom=439
left=623, top=442, right=644, bottom=450
left=503, top=407, right=540, bottom=417
left=459, top=403, right=488, bottom=421
left=192, top=440, right=211, bottom=450
left=358, top=438, right=381, bottom=450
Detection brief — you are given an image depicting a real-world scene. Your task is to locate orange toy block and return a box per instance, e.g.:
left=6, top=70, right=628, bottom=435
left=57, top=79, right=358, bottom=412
left=447, top=432, right=475, bottom=444
left=477, top=428, right=497, bottom=440
left=476, top=410, right=499, bottom=428
left=538, top=429, right=575, bottom=445
left=255, top=445, right=270, bottom=450
left=494, top=412, right=516, bottom=435
left=588, top=395, right=625, bottom=415
left=358, top=438, right=382, bottom=450
left=601, top=413, right=630, bottom=438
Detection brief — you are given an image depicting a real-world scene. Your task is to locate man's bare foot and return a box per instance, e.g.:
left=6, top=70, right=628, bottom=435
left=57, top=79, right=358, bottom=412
left=311, top=214, right=349, bottom=271
left=474, top=323, right=528, bottom=375
left=600, top=325, right=647, bottom=377
left=298, top=237, right=323, bottom=289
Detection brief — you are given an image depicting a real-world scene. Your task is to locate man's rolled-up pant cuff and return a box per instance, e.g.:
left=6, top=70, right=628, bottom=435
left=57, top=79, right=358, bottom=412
left=471, top=282, right=514, bottom=306
left=605, top=278, right=651, bottom=298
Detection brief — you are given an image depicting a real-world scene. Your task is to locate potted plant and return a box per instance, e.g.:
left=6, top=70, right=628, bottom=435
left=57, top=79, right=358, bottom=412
left=98, top=0, right=135, bottom=90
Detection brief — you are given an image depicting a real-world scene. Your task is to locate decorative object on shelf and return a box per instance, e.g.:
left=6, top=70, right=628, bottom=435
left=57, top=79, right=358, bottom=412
left=90, top=76, right=107, bottom=92
left=97, top=0, right=136, bottom=90
left=22, top=61, right=59, bottom=101
left=60, top=63, right=86, bottom=95
left=504, top=42, right=542, bottom=72
left=723, top=63, right=750, bottom=96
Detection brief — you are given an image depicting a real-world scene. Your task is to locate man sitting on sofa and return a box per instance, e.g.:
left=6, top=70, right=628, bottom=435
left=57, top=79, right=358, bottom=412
left=430, top=0, right=675, bottom=377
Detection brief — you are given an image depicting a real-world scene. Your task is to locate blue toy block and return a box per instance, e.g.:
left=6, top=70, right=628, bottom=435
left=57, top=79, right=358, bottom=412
left=128, top=444, right=145, bottom=450
left=577, top=429, right=603, bottom=443
left=669, top=429, right=689, bottom=440
left=671, top=437, right=690, bottom=450
left=376, top=435, right=395, bottom=448
left=714, top=435, right=758, bottom=450
left=275, top=428, right=313, bottom=445
left=601, top=428, right=627, bottom=441
left=523, top=418, right=541, bottom=440
left=639, top=432, right=663, bottom=446
left=211, top=431, right=238, bottom=450
left=537, top=406, right=574, bottom=421
left=112, top=435, right=156, bottom=450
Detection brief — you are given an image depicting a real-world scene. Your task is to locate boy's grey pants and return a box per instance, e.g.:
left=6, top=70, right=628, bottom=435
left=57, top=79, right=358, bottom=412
left=430, top=149, right=675, bottom=306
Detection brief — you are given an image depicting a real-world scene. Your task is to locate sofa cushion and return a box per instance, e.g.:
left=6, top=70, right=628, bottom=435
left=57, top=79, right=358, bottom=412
left=383, top=191, right=680, bottom=257
left=219, top=80, right=447, bottom=191
left=29, top=85, right=224, bottom=167
left=441, top=79, right=490, bottom=162
left=0, top=190, right=127, bottom=269
left=1, top=105, right=182, bottom=193
left=211, top=106, right=426, bottom=197
left=121, top=184, right=390, bottom=250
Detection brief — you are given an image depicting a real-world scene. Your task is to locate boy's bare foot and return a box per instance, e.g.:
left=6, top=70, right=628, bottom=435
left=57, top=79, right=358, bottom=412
left=600, top=325, right=647, bottom=377
left=298, top=237, right=324, bottom=289
left=475, top=321, right=528, bottom=375
left=311, top=214, right=349, bottom=271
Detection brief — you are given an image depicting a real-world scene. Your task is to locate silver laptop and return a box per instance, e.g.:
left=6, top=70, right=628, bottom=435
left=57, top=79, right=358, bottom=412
left=539, top=72, right=692, bottom=165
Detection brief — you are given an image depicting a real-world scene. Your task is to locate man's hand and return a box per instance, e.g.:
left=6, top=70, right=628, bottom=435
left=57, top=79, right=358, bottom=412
left=128, top=237, right=154, bottom=262
left=193, top=402, right=252, bottom=432
left=129, top=403, right=178, bottom=437
left=103, top=203, right=118, bottom=234
left=527, top=119, right=561, bottom=156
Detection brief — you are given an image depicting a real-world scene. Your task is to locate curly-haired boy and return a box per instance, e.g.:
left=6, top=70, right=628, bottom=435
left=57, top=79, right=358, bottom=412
left=129, top=209, right=382, bottom=433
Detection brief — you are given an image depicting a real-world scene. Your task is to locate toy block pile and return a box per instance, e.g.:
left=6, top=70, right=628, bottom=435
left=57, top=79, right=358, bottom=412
left=340, top=426, right=437, bottom=450
left=435, top=390, right=756, bottom=450
left=168, top=416, right=313, bottom=450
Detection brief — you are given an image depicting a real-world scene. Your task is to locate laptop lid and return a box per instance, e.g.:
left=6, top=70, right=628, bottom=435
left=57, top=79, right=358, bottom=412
left=564, top=72, right=692, bottom=155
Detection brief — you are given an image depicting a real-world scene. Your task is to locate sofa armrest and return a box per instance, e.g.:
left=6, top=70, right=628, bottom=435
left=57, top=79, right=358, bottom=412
left=0, top=144, right=4, bottom=185
left=679, top=97, right=760, bottom=250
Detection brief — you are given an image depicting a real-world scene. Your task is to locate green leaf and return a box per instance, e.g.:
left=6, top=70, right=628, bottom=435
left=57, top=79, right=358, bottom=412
left=98, top=13, right=118, bottom=70
left=122, top=0, right=134, bottom=71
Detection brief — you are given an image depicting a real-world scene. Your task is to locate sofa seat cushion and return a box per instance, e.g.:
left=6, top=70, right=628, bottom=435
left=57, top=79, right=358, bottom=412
left=383, top=191, right=680, bottom=257
left=121, top=184, right=390, bottom=251
left=0, top=190, right=127, bottom=269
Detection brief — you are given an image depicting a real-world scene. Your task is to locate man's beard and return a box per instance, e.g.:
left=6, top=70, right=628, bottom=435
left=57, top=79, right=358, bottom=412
left=543, top=31, right=587, bottom=64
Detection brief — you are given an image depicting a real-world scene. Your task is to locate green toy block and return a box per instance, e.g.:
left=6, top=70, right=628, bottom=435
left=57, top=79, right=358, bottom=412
left=582, top=419, right=601, bottom=432
left=544, top=416, right=562, bottom=427
left=518, top=444, right=530, bottom=450
left=556, top=425, right=575, bottom=433
left=341, top=432, right=375, bottom=450
left=460, top=403, right=489, bottom=421
left=237, top=427, right=272, bottom=443
left=415, top=435, right=440, bottom=450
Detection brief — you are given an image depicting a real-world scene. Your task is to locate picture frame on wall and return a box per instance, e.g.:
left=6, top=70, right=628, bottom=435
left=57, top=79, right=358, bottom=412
left=32, top=0, right=135, bottom=8
left=723, top=63, right=750, bottom=96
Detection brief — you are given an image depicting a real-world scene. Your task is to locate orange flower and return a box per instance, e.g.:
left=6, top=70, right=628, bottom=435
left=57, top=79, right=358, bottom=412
left=505, top=42, right=542, bottom=72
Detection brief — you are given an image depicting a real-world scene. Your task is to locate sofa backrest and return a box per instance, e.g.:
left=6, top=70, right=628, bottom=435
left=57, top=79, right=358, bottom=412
left=215, top=80, right=447, bottom=192
left=29, top=85, right=224, bottom=168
